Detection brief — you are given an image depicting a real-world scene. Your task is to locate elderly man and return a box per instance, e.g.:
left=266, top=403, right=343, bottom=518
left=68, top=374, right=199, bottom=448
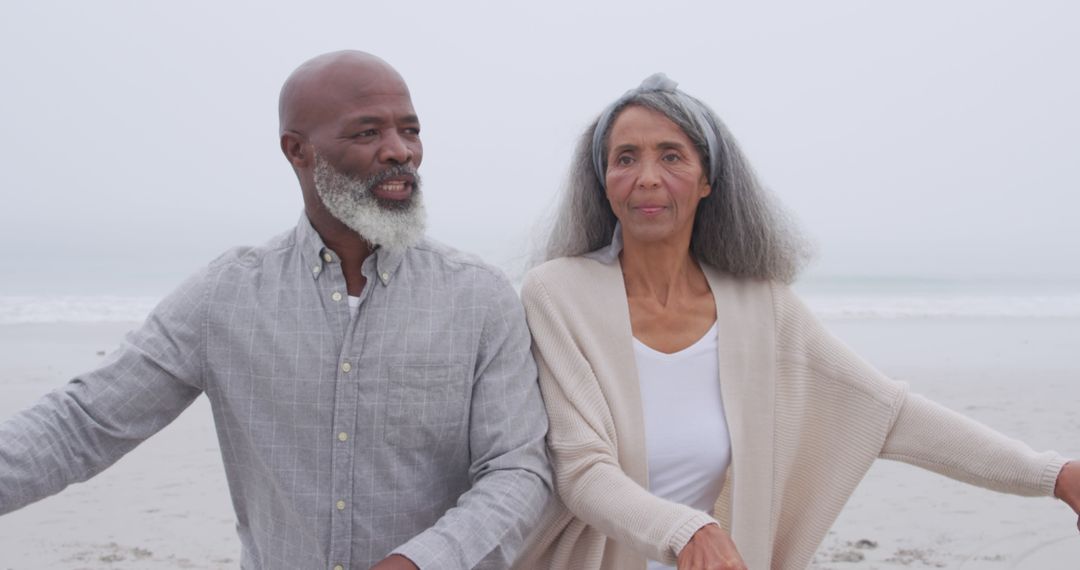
left=0, top=51, right=552, bottom=570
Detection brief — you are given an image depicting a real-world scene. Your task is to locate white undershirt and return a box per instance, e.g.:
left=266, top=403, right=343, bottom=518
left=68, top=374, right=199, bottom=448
left=348, top=295, right=360, bottom=317
left=633, top=322, right=730, bottom=570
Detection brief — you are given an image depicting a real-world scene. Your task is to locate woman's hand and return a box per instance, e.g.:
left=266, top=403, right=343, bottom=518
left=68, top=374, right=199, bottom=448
left=369, top=554, right=419, bottom=570
left=676, top=523, right=747, bottom=570
left=1056, top=460, right=1080, bottom=533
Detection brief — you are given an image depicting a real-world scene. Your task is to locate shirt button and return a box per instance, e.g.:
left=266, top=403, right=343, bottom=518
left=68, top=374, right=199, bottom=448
left=337, top=432, right=348, bottom=442
left=323, top=252, right=333, bottom=263
left=336, top=500, right=346, bottom=511
left=334, top=565, right=344, bottom=570
left=331, top=291, right=342, bottom=302
left=312, top=265, right=321, bottom=275
left=380, top=272, right=389, bottom=281
left=341, top=362, right=351, bottom=373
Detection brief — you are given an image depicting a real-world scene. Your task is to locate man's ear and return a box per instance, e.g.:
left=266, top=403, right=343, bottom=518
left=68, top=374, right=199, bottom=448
left=281, top=131, right=310, bottom=168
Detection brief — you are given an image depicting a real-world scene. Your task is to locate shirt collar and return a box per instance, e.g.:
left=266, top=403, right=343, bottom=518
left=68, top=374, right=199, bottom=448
left=373, top=245, right=406, bottom=287
left=296, top=214, right=408, bottom=287
left=583, top=221, right=624, bottom=265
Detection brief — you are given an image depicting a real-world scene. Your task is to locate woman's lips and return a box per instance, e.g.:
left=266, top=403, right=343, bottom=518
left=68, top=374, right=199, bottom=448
left=635, top=205, right=666, bottom=216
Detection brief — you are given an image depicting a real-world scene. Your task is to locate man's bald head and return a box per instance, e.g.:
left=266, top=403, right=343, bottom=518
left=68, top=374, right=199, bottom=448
left=278, top=50, right=411, bottom=136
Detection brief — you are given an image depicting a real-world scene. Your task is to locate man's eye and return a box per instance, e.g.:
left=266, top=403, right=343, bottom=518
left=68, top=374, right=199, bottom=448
left=402, top=127, right=420, bottom=136
left=352, top=129, right=378, bottom=138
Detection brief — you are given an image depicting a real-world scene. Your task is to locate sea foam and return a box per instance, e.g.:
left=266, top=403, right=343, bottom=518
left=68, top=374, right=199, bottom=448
left=0, top=296, right=160, bottom=324
left=803, top=293, right=1080, bottom=319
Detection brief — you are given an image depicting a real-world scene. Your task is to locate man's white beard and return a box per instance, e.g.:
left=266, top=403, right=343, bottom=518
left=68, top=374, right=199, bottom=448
left=313, top=155, right=427, bottom=250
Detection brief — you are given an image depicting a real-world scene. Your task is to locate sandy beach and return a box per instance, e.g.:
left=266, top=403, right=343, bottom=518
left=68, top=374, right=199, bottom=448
left=0, top=323, right=237, bottom=570
left=0, top=317, right=1077, bottom=569
left=813, top=318, right=1080, bottom=569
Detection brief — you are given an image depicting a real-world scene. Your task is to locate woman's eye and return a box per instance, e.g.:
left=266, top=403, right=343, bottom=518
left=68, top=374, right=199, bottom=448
left=616, top=155, right=633, bottom=165
left=662, top=153, right=680, bottom=162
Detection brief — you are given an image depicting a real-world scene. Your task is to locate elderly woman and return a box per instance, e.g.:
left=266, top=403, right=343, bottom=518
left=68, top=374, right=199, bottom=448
left=513, top=74, right=1080, bottom=570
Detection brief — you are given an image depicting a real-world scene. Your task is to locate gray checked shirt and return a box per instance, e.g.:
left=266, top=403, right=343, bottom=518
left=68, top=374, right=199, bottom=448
left=0, top=216, right=553, bottom=570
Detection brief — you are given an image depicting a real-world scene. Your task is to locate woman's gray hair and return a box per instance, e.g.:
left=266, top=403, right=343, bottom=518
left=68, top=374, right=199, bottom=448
left=539, top=74, right=809, bottom=283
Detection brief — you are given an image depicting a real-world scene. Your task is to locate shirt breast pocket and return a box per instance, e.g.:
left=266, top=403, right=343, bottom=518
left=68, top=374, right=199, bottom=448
left=385, top=363, right=471, bottom=449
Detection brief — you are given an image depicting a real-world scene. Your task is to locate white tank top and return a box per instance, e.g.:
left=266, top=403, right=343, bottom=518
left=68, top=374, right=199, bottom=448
left=633, top=322, right=730, bottom=570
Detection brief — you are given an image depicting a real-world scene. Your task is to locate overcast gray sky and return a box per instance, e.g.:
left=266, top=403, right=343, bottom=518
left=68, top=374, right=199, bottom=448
left=1, top=0, right=1077, bottom=295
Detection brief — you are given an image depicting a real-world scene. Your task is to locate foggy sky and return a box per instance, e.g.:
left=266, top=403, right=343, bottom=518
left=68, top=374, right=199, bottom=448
left=1, top=0, right=1077, bottom=295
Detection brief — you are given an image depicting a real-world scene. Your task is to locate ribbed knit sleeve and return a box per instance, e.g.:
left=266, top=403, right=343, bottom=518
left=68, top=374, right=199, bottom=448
left=767, top=282, right=910, bottom=569
left=882, top=392, right=1067, bottom=496
left=521, top=272, right=718, bottom=567
left=766, top=282, right=1071, bottom=569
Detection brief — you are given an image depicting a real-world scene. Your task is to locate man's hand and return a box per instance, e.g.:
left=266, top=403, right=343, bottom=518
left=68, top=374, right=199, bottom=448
left=369, top=554, right=419, bottom=570
left=1055, top=460, right=1080, bottom=533
left=676, top=523, right=747, bottom=570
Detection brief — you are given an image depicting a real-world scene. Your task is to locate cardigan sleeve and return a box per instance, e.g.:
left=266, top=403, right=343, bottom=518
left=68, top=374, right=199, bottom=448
left=521, top=272, right=718, bottom=566
left=881, top=392, right=1068, bottom=496
left=771, top=282, right=1068, bottom=498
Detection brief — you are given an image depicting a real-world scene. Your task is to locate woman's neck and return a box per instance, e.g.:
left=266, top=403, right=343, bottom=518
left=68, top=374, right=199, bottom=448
left=619, top=235, right=707, bottom=307
left=619, top=232, right=716, bottom=353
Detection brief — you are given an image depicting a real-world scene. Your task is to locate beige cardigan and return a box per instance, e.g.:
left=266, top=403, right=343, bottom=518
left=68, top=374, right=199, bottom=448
left=513, top=255, right=1066, bottom=570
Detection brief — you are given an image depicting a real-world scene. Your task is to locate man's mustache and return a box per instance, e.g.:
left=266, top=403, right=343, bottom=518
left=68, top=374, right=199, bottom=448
left=353, top=165, right=421, bottom=189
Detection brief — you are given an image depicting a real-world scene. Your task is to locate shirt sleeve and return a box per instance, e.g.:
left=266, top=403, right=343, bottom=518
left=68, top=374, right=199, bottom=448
left=516, top=273, right=717, bottom=567
left=0, top=268, right=209, bottom=515
left=392, top=269, right=553, bottom=570
left=881, top=392, right=1068, bottom=496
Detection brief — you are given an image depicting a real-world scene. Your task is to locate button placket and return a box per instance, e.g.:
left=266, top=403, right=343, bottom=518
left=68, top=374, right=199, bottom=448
left=327, top=326, right=360, bottom=567
left=318, top=247, right=362, bottom=568
left=327, top=363, right=358, bottom=567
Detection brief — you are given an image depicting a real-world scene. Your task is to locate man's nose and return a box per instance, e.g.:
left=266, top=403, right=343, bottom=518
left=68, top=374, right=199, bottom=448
left=378, top=131, right=414, bottom=164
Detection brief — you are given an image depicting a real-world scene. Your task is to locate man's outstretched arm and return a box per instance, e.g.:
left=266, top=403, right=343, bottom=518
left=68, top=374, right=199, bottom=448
left=0, top=270, right=208, bottom=514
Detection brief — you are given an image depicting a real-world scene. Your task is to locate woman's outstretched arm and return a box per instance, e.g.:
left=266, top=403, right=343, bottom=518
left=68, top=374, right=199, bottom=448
left=881, top=391, right=1070, bottom=499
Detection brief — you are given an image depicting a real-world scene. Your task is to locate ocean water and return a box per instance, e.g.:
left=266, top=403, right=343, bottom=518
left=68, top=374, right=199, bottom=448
left=794, top=276, right=1080, bottom=319
left=1, top=276, right=1078, bottom=324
